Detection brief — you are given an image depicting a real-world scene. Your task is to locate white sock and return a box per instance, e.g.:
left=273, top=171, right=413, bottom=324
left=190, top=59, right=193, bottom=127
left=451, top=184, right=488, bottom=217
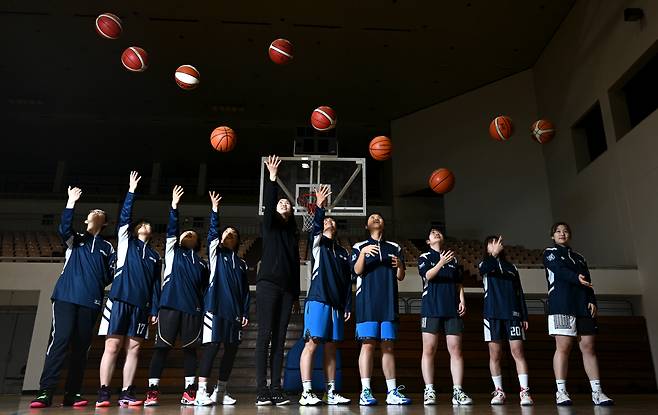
left=518, top=374, right=529, bottom=389
left=492, top=375, right=503, bottom=390
left=453, top=385, right=462, bottom=393
left=148, top=378, right=160, bottom=387
left=198, top=381, right=207, bottom=393
left=326, top=380, right=336, bottom=394
left=302, top=381, right=313, bottom=393
left=361, top=378, right=371, bottom=391
left=556, top=379, right=567, bottom=393
left=590, top=379, right=602, bottom=393
left=424, top=384, right=434, bottom=392
left=385, top=378, right=397, bottom=392
left=185, top=376, right=195, bottom=388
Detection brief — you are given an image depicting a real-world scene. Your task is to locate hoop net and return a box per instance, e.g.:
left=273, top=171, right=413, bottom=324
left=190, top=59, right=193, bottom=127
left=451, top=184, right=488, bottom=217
left=297, top=193, right=317, bottom=232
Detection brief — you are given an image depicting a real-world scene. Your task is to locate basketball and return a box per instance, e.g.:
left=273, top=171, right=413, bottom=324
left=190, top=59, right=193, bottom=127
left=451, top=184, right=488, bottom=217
left=95, top=13, right=122, bottom=40
left=369, top=136, right=393, bottom=161
left=530, top=119, right=556, bottom=144
left=121, top=47, right=148, bottom=72
left=210, top=126, right=236, bottom=152
left=269, top=39, right=293, bottom=64
left=175, top=65, right=200, bottom=90
left=311, top=106, right=336, bottom=131
left=429, top=168, right=455, bottom=194
left=489, top=115, right=514, bottom=141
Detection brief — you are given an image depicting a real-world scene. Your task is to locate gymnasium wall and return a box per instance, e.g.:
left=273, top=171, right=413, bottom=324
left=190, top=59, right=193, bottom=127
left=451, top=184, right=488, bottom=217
left=532, top=0, right=658, bottom=377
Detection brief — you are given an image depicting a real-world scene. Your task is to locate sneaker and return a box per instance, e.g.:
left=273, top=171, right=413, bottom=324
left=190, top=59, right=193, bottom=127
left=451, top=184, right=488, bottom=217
left=555, top=390, right=572, bottom=406
left=452, top=388, right=473, bottom=405
left=270, top=385, right=291, bottom=406
left=423, top=387, right=437, bottom=405
left=144, top=386, right=160, bottom=407
left=359, top=388, right=377, bottom=406
left=490, top=388, right=506, bottom=405
left=29, top=389, right=53, bottom=408
left=63, top=393, right=89, bottom=407
left=592, top=390, right=614, bottom=406
left=386, top=386, right=412, bottom=405
left=211, top=385, right=237, bottom=405
left=181, top=384, right=196, bottom=405
left=299, top=390, right=322, bottom=406
left=324, top=391, right=351, bottom=405
left=255, top=387, right=273, bottom=406
left=118, top=385, right=144, bottom=407
left=520, top=388, right=534, bottom=406
left=195, top=390, right=214, bottom=407
left=95, top=385, right=111, bottom=408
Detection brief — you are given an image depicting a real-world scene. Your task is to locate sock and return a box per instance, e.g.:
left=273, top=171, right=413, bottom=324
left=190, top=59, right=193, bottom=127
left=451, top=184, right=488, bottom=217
left=424, top=384, right=434, bottom=392
left=198, top=382, right=207, bottom=393
left=148, top=378, right=160, bottom=388
left=492, top=375, right=503, bottom=390
left=590, top=379, right=602, bottom=393
left=302, top=381, right=312, bottom=393
left=217, top=380, right=227, bottom=391
left=185, top=376, right=195, bottom=388
left=556, top=379, right=567, bottom=393
left=361, top=378, right=371, bottom=391
left=453, top=385, right=462, bottom=393
left=385, top=378, right=397, bottom=392
left=518, top=374, right=529, bottom=390
left=326, top=380, right=336, bottom=394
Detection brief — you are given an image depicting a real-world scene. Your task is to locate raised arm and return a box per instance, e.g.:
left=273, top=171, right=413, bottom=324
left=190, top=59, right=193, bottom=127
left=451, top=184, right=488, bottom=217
left=207, top=191, right=222, bottom=255
left=59, top=186, right=82, bottom=247
left=311, top=185, right=331, bottom=245
left=263, top=155, right=281, bottom=227
left=165, top=186, right=184, bottom=272
left=118, top=171, right=141, bottom=241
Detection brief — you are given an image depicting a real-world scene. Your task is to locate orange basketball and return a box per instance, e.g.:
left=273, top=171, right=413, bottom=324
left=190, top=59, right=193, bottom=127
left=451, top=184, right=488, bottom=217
left=121, top=47, right=148, bottom=72
left=311, top=106, right=336, bottom=131
left=268, top=39, right=293, bottom=64
left=210, top=126, right=236, bottom=152
left=429, top=168, right=455, bottom=194
left=489, top=115, right=514, bottom=141
left=530, top=119, right=555, bottom=144
left=95, top=13, right=122, bottom=39
left=369, top=136, right=393, bottom=161
left=175, top=65, right=200, bottom=90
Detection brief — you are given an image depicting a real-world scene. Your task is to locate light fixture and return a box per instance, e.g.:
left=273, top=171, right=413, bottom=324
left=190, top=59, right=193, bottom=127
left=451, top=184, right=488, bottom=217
left=301, top=163, right=310, bottom=169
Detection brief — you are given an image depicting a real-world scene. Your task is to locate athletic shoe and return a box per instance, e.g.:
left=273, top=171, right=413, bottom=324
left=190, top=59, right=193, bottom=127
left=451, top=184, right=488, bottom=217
left=144, top=386, right=160, bottom=407
left=386, top=386, right=412, bottom=405
left=555, top=390, right=572, bottom=406
left=63, top=393, right=88, bottom=407
left=255, top=387, right=272, bottom=406
left=181, top=385, right=196, bottom=405
left=29, top=389, right=53, bottom=408
left=270, top=386, right=291, bottom=406
left=592, top=391, right=614, bottom=406
left=299, top=390, right=322, bottom=406
left=359, top=388, right=377, bottom=406
left=118, top=385, right=144, bottom=407
left=520, top=388, right=534, bottom=406
left=194, top=390, right=214, bottom=407
left=452, top=388, right=473, bottom=405
left=95, top=385, right=111, bottom=408
left=210, top=385, right=237, bottom=405
left=423, top=387, right=437, bottom=405
left=323, top=391, right=351, bottom=405
left=490, top=388, right=506, bottom=405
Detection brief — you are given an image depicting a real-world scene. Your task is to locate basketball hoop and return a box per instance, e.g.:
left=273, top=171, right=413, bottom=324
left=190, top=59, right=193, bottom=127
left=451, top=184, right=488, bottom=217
left=297, top=193, right=317, bottom=232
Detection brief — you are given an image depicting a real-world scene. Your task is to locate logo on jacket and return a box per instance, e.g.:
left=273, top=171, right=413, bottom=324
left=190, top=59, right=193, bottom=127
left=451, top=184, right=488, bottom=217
left=547, top=253, right=556, bottom=261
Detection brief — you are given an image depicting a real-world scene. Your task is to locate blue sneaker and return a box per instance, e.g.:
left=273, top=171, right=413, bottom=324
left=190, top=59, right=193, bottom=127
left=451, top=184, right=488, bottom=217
left=359, top=388, right=377, bottom=406
left=386, top=386, right=412, bottom=405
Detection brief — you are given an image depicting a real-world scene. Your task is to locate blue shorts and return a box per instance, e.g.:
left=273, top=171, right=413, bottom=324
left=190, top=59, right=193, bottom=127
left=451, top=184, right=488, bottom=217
left=355, top=321, right=398, bottom=341
left=303, top=301, right=344, bottom=342
left=202, top=313, right=243, bottom=345
left=98, top=299, right=149, bottom=339
left=484, top=318, right=526, bottom=341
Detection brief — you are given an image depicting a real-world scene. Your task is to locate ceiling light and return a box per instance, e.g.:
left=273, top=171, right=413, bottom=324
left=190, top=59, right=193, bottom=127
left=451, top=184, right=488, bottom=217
left=301, top=163, right=310, bottom=169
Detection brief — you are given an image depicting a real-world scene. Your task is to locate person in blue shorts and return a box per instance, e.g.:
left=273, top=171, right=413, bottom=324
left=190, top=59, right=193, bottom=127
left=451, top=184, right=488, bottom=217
left=351, top=213, right=411, bottom=406
left=298, top=185, right=352, bottom=406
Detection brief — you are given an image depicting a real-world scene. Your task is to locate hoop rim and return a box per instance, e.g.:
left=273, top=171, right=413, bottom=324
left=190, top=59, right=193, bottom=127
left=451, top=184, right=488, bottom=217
left=297, top=192, right=318, bottom=214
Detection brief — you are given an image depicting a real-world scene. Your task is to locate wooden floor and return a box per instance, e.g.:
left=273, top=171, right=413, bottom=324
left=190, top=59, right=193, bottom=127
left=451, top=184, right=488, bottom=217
left=3, top=394, right=658, bottom=415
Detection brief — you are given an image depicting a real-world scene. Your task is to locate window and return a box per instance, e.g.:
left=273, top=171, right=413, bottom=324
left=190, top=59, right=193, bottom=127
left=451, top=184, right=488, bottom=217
left=572, top=102, right=607, bottom=172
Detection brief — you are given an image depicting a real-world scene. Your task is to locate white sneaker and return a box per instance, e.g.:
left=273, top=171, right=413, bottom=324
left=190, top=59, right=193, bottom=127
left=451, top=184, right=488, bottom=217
left=194, top=391, right=214, bottom=407
left=386, top=386, right=411, bottom=405
left=423, top=388, right=437, bottom=405
left=299, top=390, right=322, bottom=406
left=452, top=388, right=473, bottom=405
left=556, top=390, right=572, bottom=406
left=592, top=390, right=614, bottom=406
left=359, top=388, right=377, bottom=406
left=323, top=391, right=350, bottom=405
left=490, top=388, right=505, bottom=405
left=520, top=388, right=534, bottom=406
left=209, top=386, right=236, bottom=405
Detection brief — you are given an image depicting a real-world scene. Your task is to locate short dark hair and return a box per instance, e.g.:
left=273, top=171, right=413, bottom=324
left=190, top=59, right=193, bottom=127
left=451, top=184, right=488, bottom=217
left=366, top=212, right=384, bottom=224
left=181, top=229, right=201, bottom=251
left=550, top=222, right=572, bottom=236
left=427, top=226, right=443, bottom=237
left=483, top=235, right=506, bottom=262
left=132, top=219, right=151, bottom=236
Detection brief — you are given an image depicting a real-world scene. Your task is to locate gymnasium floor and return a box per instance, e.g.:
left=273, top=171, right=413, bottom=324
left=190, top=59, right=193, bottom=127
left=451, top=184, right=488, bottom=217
left=2, top=394, right=658, bottom=415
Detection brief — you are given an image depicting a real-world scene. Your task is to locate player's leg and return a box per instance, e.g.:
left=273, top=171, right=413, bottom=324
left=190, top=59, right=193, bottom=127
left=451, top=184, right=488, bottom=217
left=63, top=304, right=99, bottom=407
left=488, top=341, right=505, bottom=403
left=299, top=338, right=321, bottom=405
left=255, top=281, right=278, bottom=405
left=553, top=335, right=574, bottom=405
left=215, top=342, right=239, bottom=404
left=179, top=311, right=202, bottom=405
left=97, top=335, right=123, bottom=406
left=299, top=301, right=327, bottom=406
left=358, top=338, right=377, bottom=405
left=579, top=333, right=613, bottom=405
left=118, top=337, right=144, bottom=406
left=195, top=342, right=220, bottom=405
left=145, top=308, right=179, bottom=405
left=421, top=331, right=439, bottom=405
left=447, top=329, right=472, bottom=405
left=322, top=306, right=349, bottom=405
left=510, top=339, right=533, bottom=405
left=267, top=288, right=293, bottom=405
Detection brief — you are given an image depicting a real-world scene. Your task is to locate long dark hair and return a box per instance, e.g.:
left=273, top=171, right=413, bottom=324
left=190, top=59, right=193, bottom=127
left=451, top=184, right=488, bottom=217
left=220, top=225, right=241, bottom=253
left=483, top=235, right=506, bottom=262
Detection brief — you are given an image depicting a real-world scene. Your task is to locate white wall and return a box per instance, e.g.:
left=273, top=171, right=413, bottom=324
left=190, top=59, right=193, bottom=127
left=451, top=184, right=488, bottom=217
left=391, top=70, right=553, bottom=248
left=533, top=0, right=658, bottom=376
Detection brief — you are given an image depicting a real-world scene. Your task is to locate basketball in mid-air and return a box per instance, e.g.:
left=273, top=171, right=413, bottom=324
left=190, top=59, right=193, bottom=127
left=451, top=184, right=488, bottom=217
left=95, top=13, right=122, bottom=39
left=530, top=119, right=556, bottom=144
left=175, top=65, right=200, bottom=90
left=369, top=136, right=393, bottom=161
left=429, top=168, right=455, bottom=194
left=210, top=126, right=236, bottom=152
left=121, top=47, right=148, bottom=72
left=269, top=39, right=293, bottom=65
left=311, top=106, right=336, bottom=131
left=489, top=115, right=514, bottom=141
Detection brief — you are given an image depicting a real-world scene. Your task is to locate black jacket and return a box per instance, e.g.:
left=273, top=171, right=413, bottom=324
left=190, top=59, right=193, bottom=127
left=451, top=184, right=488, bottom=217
left=258, top=179, right=300, bottom=296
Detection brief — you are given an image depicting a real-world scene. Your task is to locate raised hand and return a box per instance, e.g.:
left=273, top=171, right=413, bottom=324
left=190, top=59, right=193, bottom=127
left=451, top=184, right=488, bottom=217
left=491, top=236, right=504, bottom=257
left=67, top=186, right=82, bottom=203
left=171, top=185, right=184, bottom=209
left=209, top=191, right=223, bottom=211
left=128, top=171, right=141, bottom=193
left=315, top=184, right=332, bottom=208
left=439, top=250, right=455, bottom=266
left=264, top=155, right=282, bottom=181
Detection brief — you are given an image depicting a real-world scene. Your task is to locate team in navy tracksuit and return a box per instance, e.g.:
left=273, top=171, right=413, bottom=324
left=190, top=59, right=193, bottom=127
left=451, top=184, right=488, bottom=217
left=195, top=193, right=250, bottom=405
left=31, top=187, right=114, bottom=408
